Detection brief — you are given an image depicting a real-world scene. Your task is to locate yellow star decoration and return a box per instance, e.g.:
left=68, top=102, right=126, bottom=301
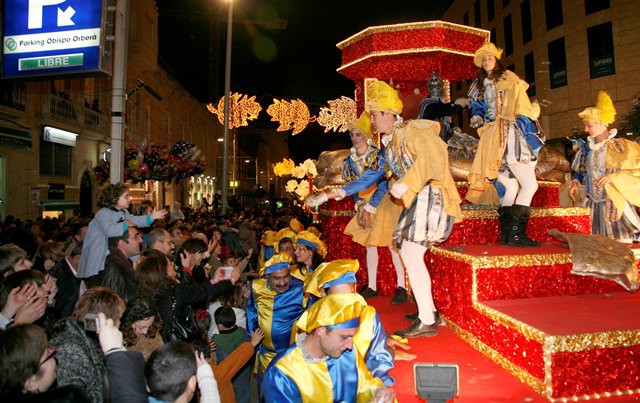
left=317, top=96, right=357, bottom=133
left=206, top=93, right=262, bottom=129
left=266, top=99, right=316, bottom=135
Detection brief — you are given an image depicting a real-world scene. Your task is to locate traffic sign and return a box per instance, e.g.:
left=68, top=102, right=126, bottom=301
left=2, top=0, right=111, bottom=78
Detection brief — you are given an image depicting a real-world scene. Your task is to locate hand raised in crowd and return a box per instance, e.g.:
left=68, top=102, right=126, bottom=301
left=229, top=267, right=241, bottom=284
left=250, top=328, right=265, bottom=347
left=151, top=208, right=168, bottom=221
left=207, top=238, right=218, bottom=255
left=97, top=312, right=124, bottom=353
left=43, top=274, right=58, bottom=303
left=14, top=293, right=47, bottom=325
left=1, top=283, right=38, bottom=319
left=180, top=250, right=190, bottom=269
left=195, top=350, right=209, bottom=369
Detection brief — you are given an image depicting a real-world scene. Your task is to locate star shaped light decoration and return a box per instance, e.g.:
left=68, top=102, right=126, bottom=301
left=317, top=96, right=357, bottom=133
left=266, top=98, right=316, bottom=135
left=206, top=93, right=262, bottom=129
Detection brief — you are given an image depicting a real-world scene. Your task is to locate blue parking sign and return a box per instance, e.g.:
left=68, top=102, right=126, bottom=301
left=3, top=0, right=109, bottom=78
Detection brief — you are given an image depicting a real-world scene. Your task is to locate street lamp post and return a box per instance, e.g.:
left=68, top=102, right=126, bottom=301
left=221, top=0, right=234, bottom=215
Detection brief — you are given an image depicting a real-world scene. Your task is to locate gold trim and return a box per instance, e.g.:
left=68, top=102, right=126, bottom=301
left=460, top=207, right=591, bottom=220
left=546, top=331, right=640, bottom=353
left=474, top=301, right=547, bottom=342
left=444, top=318, right=546, bottom=396
left=455, top=180, right=562, bottom=188
left=318, top=208, right=356, bottom=217
left=336, top=20, right=490, bottom=49
left=430, top=246, right=572, bottom=269
left=338, top=47, right=475, bottom=74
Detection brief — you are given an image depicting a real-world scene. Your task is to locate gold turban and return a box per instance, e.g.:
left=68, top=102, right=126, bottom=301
left=295, top=293, right=368, bottom=333
left=259, top=252, right=293, bottom=277
left=295, top=230, right=327, bottom=258
left=365, top=80, right=403, bottom=115
left=473, top=42, right=503, bottom=67
left=347, top=111, right=373, bottom=140
left=578, top=91, right=617, bottom=126
left=260, top=230, right=277, bottom=247
left=304, top=259, right=359, bottom=297
left=274, top=228, right=297, bottom=253
left=289, top=218, right=304, bottom=233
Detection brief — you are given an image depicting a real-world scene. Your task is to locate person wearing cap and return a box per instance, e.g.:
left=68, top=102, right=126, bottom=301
left=246, top=253, right=305, bottom=392
left=292, top=230, right=327, bottom=281
left=466, top=42, right=545, bottom=247
left=367, top=79, right=463, bottom=338
left=305, top=112, right=409, bottom=305
left=569, top=91, right=640, bottom=242
left=273, top=228, right=296, bottom=260
left=263, top=293, right=396, bottom=403
left=303, top=259, right=416, bottom=387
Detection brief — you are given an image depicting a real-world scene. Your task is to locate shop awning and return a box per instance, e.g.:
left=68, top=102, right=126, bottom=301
left=0, top=126, right=32, bottom=148
left=39, top=200, right=80, bottom=211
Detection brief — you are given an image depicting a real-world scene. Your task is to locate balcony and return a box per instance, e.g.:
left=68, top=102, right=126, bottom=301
left=0, top=81, right=27, bottom=112
left=40, top=93, right=110, bottom=136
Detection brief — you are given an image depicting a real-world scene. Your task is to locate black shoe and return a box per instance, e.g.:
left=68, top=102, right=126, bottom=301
left=359, top=287, right=378, bottom=298
left=405, top=311, right=441, bottom=323
left=405, top=311, right=418, bottom=320
left=508, top=205, right=541, bottom=247
left=390, top=287, right=408, bottom=305
left=393, top=319, right=438, bottom=338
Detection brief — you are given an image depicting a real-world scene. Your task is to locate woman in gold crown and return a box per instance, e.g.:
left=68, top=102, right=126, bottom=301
left=466, top=42, right=545, bottom=247
left=569, top=91, right=640, bottom=242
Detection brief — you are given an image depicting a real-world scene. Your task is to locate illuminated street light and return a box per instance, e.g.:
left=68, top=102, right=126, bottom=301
left=221, top=0, right=234, bottom=215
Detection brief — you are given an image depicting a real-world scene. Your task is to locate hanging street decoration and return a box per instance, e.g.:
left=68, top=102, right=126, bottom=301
left=316, top=96, right=357, bottom=133
left=273, top=157, right=318, bottom=200
left=266, top=98, right=316, bottom=135
left=206, top=93, right=262, bottom=129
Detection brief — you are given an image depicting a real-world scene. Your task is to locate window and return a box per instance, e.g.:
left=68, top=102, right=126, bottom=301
left=487, top=0, right=495, bottom=21
left=524, top=52, right=536, bottom=96
left=474, top=0, right=482, bottom=27
left=521, top=0, right=532, bottom=44
left=547, top=38, right=568, bottom=88
left=545, top=0, right=563, bottom=30
left=463, top=11, right=469, bottom=26
left=587, top=22, right=615, bottom=79
left=503, top=15, right=513, bottom=56
left=585, top=0, right=609, bottom=15
left=40, top=138, right=72, bottom=177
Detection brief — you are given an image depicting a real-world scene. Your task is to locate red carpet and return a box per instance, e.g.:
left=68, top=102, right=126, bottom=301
left=369, top=296, right=640, bottom=402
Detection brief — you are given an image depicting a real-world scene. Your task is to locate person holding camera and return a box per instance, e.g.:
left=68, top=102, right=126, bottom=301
left=49, top=287, right=126, bottom=403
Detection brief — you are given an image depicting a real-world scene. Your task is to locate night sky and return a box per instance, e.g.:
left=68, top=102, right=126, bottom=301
left=155, top=0, right=452, bottom=161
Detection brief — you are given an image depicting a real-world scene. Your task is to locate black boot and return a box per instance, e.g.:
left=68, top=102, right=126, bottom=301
left=508, top=205, right=541, bottom=247
left=497, top=206, right=512, bottom=245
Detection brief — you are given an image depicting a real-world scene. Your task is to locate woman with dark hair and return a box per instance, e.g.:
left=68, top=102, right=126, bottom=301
left=49, top=287, right=126, bottom=403
left=136, top=249, right=236, bottom=342
left=292, top=230, right=326, bottom=281
left=466, top=42, right=545, bottom=246
left=0, top=324, right=89, bottom=401
left=0, top=243, right=33, bottom=279
left=77, top=182, right=166, bottom=285
left=121, top=297, right=163, bottom=360
left=175, top=237, right=208, bottom=282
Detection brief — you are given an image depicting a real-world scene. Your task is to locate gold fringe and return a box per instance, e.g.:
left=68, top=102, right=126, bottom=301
left=430, top=246, right=572, bottom=269
left=318, top=209, right=356, bottom=217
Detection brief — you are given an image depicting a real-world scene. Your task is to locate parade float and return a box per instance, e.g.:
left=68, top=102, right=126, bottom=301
left=317, top=20, right=640, bottom=401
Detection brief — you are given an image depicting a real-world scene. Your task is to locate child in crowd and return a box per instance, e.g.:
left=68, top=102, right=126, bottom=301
left=210, top=306, right=261, bottom=403
left=78, top=183, right=166, bottom=285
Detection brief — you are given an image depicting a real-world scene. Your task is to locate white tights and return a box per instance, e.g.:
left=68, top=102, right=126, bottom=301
left=366, top=246, right=406, bottom=290
left=400, top=241, right=436, bottom=325
left=499, top=162, right=538, bottom=207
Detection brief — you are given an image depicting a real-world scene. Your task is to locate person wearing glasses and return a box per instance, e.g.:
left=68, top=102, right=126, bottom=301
left=147, top=228, right=175, bottom=256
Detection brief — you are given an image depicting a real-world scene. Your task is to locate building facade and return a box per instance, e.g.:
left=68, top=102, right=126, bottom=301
left=442, top=0, right=640, bottom=139
left=0, top=0, right=223, bottom=220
